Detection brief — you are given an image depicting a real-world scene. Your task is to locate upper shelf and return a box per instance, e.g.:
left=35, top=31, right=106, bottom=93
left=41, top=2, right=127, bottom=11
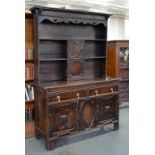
left=85, top=56, right=106, bottom=59
left=40, top=58, right=67, bottom=61
left=39, top=36, right=107, bottom=41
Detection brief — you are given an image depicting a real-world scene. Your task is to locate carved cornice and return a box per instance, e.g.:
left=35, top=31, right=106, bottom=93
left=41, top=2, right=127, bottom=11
left=31, top=7, right=109, bottom=27
left=39, top=16, right=107, bottom=26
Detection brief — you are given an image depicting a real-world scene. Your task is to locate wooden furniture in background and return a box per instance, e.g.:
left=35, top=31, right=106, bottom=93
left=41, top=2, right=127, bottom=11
left=25, top=13, right=35, bottom=138
left=31, top=7, right=119, bottom=150
left=107, top=40, right=129, bottom=103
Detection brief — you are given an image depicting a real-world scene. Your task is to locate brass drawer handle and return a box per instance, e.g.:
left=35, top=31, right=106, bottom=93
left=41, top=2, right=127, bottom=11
left=76, top=93, right=80, bottom=99
left=95, top=90, right=98, bottom=96
left=110, top=88, right=114, bottom=92
left=57, top=95, right=61, bottom=102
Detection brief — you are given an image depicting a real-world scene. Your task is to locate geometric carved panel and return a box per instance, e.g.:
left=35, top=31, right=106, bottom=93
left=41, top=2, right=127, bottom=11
left=79, top=99, right=95, bottom=129
left=48, top=102, right=77, bottom=135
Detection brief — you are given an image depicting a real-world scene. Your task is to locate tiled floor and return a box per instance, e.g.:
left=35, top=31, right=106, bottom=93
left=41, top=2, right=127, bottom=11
left=25, top=106, right=129, bottom=155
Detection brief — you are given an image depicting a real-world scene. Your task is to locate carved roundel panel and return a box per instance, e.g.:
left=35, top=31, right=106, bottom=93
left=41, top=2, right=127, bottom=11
left=69, top=61, right=83, bottom=77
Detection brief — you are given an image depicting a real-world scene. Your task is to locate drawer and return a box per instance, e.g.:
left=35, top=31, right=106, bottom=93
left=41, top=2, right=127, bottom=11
left=48, top=89, right=86, bottom=103
left=88, top=85, right=118, bottom=97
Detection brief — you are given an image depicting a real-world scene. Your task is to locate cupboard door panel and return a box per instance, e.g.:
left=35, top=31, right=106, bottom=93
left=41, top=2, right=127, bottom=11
left=48, top=101, right=77, bottom=136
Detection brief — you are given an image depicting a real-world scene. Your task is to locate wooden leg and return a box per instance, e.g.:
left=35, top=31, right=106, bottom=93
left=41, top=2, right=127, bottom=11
left=35, top=129, right=41, bottom=139
left=114, top=122, right=119, bottom=130
left=45, top=140, right=54, bottom=151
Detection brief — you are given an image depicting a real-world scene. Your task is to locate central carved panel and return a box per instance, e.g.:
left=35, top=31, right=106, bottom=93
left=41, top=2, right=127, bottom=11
left=67, top=40, right=85, bottom=80
left=68, top=40, right=85, bottom=58
left=69, top=60, right=83, bottom=76
left=79, top=100, right=95, bottom=129
left=82, top=103, right=94, bottom=125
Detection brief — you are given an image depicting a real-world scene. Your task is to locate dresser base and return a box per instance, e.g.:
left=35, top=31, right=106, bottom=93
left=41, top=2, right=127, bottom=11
left=35, top=121, right=119, bottom=150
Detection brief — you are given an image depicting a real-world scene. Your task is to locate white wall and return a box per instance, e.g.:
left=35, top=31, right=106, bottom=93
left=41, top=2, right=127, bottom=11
left=108, top=16, right=129, bottom=40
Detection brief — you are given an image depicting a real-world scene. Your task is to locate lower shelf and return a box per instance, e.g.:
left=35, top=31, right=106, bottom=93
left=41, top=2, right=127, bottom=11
left=25, top=121, right=35, bottom=139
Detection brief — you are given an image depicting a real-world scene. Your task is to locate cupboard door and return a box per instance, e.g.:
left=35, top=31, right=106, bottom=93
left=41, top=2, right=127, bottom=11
left=48, top=101, right=77, bottom=136
left=78, top=94, right=118, bottom=130
left=102, top=95, right=118, bottom=121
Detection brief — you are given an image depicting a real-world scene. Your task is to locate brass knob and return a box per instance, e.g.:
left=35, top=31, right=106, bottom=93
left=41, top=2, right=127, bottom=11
left=76, top=93, right=80, bottom=99
left=95, top=90, right=98, bottom=96
left=57, top=95, right=61, bottom=102
left=110, top=88, right=114, bottom=92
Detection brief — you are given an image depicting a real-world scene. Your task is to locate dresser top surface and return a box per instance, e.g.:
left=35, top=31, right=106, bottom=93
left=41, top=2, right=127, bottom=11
left=34, top=77, right=119, bottom=89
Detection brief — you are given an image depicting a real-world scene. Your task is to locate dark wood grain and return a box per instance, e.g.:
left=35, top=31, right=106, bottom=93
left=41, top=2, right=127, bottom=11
left=31, top=7, right=119, bottom=150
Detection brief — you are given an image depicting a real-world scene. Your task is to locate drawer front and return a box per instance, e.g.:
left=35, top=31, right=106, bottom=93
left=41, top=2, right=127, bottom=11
left=48, top=101, right=77, bottom=136
left=88, top=85, right=118, bottom=97
left=48, top=90, right=86, bottom=103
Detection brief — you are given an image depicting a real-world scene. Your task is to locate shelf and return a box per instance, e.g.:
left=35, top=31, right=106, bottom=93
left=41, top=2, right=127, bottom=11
left=120, top=67, right=129, bottom=70
left=25, top=121, right=35, bottom=139
left=40, top=58, right=67, bottom=61
left=39, top=36, right=106, bottom=41
left=25, top=79, right=34, bottom=82
left=85, top=56, right=106, bottom=60
left=25, top=102, right=34, bottom=108
left=25, top=59, right=34, bottom=62
left=120, top=79, right=129, bottom=82
left=25, top=100, right=34, bottom=104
